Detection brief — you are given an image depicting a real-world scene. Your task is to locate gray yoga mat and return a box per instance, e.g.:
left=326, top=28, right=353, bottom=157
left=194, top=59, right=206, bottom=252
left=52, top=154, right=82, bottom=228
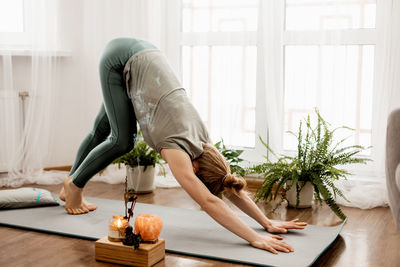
left=0, top=197, right=345, bottom=267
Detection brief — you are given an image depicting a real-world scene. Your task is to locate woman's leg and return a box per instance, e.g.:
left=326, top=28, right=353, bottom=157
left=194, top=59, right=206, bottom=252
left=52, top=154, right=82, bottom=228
left=59, top=104, right=109, bottom=210
left=69, top=104, right=110, bottom=176
left=70, top=50, right=137, bottom=188
left=63, top=40, right=137, bottom=214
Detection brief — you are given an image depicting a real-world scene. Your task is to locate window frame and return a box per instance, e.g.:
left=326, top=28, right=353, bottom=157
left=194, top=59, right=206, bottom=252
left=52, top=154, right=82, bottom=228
left=167, top=0, right=267, bottom=163
left=282, top=1, right=378, bottom=176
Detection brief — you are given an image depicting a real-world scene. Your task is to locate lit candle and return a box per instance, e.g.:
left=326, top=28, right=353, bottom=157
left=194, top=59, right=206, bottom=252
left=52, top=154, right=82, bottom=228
left=108, top=216, right=128, bottom=242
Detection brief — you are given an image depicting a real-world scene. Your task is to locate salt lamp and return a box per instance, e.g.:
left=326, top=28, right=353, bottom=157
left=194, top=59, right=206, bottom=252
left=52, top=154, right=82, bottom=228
left=134, top=214, right=163, bottom=242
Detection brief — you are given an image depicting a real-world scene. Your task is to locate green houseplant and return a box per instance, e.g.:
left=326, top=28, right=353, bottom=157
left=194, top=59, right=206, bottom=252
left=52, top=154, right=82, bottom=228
left=250, top=109, right=371, bottom=220
left=215, top=139, right=246, bottom=177
left=113, top=131, right=164, bottom=193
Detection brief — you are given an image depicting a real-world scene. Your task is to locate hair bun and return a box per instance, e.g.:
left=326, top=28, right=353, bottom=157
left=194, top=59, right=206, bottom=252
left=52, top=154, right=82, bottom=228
left=223, top=173, right=246, bottom=192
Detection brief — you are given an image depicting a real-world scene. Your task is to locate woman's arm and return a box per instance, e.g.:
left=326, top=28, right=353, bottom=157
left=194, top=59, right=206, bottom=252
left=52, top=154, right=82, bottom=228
left=223, top=190, right=307, bottom=233
left=161, top=148, right=293, bottom=254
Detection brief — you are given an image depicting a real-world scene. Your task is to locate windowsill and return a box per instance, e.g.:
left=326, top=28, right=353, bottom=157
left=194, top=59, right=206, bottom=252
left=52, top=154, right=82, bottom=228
left=0, top=49, right=72, bottom=57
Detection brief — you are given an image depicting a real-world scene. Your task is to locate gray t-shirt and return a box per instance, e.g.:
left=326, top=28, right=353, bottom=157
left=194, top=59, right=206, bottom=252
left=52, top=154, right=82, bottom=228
left=123, top=49, right=211, bottom=160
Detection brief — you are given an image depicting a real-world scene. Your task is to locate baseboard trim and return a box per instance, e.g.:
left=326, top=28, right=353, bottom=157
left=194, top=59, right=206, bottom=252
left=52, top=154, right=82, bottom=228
left=43, top=166, right=72, bottom=172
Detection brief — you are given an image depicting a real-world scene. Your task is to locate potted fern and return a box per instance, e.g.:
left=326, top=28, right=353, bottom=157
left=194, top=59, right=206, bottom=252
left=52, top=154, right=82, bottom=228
left=250, top=109, right=370, bottom=220
left=113, top=131, right=163, bottom=193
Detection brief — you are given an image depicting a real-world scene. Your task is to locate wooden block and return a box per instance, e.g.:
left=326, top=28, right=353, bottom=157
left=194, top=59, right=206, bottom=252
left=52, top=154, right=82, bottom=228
left=95, top=236, right=165, bottom=266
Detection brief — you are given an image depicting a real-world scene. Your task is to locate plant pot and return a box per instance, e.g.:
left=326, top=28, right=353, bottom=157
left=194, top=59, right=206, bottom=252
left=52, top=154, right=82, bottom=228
left=126, top=165, right=155, bottom=194
left=285, top=181, right=313, bottom=208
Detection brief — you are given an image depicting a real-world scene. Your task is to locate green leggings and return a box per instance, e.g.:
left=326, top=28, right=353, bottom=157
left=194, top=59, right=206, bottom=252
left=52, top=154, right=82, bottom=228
left=70, top=38, right=156, bottom=188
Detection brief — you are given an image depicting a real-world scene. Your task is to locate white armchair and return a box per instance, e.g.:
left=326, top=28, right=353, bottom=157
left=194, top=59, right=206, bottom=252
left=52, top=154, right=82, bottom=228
left=386, top=108, right=400, bottom=230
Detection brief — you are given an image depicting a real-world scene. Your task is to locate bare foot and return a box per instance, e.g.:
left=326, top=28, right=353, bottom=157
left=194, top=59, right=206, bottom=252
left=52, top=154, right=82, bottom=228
left=62, top=177, right=96, bottom=215
left=59, top=182, right=97, bottom=212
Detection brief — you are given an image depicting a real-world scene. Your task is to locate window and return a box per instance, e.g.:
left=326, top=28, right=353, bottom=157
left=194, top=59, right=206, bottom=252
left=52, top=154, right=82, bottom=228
left=174, top=0, right=378, bottom=164
left=283, top=0, right=376, bottom=152
left=180, top=0, right=258, bottom=148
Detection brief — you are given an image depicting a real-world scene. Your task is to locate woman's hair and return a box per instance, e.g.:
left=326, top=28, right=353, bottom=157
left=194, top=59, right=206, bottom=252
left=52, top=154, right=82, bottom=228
left=195, top=143, right=247, bottom=195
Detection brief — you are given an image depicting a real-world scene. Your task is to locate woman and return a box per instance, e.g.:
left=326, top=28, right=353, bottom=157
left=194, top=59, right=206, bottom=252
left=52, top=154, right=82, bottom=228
left=60, top=38, right=307, bottom=254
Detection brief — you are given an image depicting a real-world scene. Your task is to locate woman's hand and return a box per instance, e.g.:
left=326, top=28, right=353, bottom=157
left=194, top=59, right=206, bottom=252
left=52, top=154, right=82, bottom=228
left=250, top=234, right=294, bottom=254
left=265, top=218, right=307, bottom=234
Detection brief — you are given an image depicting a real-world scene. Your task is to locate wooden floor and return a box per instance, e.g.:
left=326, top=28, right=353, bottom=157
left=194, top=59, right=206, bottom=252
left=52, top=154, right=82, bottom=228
left=1, top=181, right=399, bottom=267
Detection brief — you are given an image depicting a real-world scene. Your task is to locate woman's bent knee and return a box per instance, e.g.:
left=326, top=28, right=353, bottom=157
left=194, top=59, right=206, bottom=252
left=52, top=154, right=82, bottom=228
left=109, top=135, right=134, bottom=156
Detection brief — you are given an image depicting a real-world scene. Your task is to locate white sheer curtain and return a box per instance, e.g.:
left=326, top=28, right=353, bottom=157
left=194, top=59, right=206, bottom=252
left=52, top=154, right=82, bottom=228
left=361, top=0, right=400, bottom=208
left=256, top=0, right=284, bottom=156
left=0, top=52, right=19, bottom=177
left=0, top=0, right=61, bottom=187
left=372, top=0, right=400, bottom=175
